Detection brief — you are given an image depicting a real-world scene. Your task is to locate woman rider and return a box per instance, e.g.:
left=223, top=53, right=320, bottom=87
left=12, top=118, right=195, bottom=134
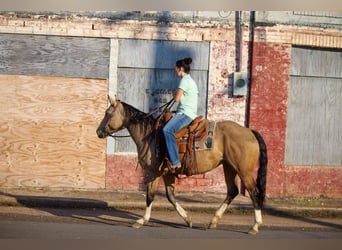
left=162, top=57, right=199, bottom=171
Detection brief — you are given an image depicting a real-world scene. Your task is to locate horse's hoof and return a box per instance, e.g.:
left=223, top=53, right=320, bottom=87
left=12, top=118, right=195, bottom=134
left=185, top=217, right=192, bottom=228
left=248, top=228, right=258, bottom=235
left=208, top=223, right=217, bottom=229
left=208, top=216, right=218, bottom=229
left=132, top=221, right=144, bottom=229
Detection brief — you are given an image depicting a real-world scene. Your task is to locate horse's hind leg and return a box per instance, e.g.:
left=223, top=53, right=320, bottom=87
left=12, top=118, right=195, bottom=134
left=209, top=164, right=238, bottom=229
left=163, top=174, right=192, bottom=228
left=133, top=177, right=160, bottom=228
left=240, top=175, right=263, bottom=235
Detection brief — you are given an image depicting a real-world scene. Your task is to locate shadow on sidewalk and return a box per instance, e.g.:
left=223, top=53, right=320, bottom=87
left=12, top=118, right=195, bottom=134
left=0, top=191, right=108, bottom=208
left=265, top=206, right=342, bottom=231
left=0, top=191, right=138, bottom=227
left=0, top=191, right=187, bottom=228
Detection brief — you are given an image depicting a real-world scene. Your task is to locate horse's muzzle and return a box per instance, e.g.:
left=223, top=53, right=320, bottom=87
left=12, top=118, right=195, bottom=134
left=96, top=128, right=107, bottom=138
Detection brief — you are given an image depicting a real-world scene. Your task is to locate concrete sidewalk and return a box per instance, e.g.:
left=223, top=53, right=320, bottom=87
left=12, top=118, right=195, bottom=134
left=0, top=187, right=341, bottom=217
left=1, top=188, right=341, bottom=234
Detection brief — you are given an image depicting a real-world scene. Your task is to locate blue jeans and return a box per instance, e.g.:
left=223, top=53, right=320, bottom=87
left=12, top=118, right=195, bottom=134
left=162, top=113, right=192, bottom=166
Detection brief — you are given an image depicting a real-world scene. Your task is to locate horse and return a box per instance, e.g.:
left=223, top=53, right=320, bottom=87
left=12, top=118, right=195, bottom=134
left=96, top=95, right=268, bottom=235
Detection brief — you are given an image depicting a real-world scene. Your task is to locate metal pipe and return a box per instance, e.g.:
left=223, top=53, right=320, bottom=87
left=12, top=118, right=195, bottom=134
left=245, top=11, right=255, bottom=129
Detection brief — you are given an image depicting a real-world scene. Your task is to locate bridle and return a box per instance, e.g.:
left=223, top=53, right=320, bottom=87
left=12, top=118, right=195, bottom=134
left=107, top=98, right=175, bottom=139
left=105, top=98, right=175, bottom=170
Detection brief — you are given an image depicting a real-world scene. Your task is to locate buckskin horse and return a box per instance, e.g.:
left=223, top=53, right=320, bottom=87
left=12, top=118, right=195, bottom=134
left=96, top=95, right=268, bottom=235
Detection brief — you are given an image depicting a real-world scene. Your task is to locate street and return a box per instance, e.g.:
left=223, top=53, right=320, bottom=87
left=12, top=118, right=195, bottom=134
left=2, top=219, right=342, bottom=239
left=0, top=206, right=341, bottom=239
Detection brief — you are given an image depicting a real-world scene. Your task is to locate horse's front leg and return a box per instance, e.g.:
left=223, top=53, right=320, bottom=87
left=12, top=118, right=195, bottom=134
left=133, top=176, right=160, bottom=228
left=163, top=174, right=192, bottom=228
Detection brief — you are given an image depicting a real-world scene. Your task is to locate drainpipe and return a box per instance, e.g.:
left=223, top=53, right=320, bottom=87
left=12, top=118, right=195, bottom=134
left=235, top=11, right=242, bottom=72
left=245, top=11, right=255, bottom=129
left=240, top=11, right=255, bottom=196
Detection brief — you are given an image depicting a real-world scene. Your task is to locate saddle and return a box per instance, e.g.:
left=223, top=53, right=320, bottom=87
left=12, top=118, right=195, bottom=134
left=174, top=116, right=209, bottom=176
left=162, top=113, right=210, bottom=175
left=154, top=111, right=211, bottom=176
left=174, top=116, right=209, bottom=153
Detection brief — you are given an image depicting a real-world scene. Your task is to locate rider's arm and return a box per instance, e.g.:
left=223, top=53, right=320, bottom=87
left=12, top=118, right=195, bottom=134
left=173, top=88, right=184, bottom=102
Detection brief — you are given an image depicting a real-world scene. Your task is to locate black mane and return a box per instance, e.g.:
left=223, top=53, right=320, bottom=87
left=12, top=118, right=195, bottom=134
left=121, top=101, right=156, bottom=127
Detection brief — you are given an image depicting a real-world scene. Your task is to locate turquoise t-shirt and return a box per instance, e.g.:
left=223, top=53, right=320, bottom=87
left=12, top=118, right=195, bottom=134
left=176, top=74, right=198, bottom=120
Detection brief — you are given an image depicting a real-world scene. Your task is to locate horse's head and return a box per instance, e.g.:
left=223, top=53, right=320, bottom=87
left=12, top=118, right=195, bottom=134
left=96, top=95, right=126, bottom=138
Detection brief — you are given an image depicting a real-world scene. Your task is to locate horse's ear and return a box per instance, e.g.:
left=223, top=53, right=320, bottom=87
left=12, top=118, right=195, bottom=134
left=108, top=94, right=117, bottom=106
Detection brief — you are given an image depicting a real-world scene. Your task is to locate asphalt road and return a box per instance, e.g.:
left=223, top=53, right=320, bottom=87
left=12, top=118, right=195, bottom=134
left=0, top=206, right=341, bottom=239
left=2, top=219, right=342, bottom=239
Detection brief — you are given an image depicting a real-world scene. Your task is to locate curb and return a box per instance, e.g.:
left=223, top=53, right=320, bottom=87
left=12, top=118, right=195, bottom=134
left=1, top=189, right=341, bottom=219
left=1, top=194, right=341, bottom=219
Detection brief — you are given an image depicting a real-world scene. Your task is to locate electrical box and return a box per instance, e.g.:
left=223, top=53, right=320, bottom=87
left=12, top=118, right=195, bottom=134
left=233, top=71, right=249, bottom=96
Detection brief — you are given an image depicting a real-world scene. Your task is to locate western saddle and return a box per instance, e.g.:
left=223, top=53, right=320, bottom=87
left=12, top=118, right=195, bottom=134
left=159, top=112, right=209, bottom=176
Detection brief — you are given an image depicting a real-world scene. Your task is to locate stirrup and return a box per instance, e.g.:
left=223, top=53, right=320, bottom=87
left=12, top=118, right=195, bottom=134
left=162, top=159, right=181, bottom=174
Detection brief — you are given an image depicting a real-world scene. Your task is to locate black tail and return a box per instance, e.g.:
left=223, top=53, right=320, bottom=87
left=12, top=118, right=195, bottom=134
left=251, top=130, right=268, bottom=209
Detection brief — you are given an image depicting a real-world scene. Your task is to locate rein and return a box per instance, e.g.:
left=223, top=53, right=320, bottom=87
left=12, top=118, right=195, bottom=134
left=109, top=98, right=175, bottom=170
left=142, top=99, right=175, bottom=119
left=108, top=99, right=175, bottom=139
left=108, top=134, right=131, bottom=139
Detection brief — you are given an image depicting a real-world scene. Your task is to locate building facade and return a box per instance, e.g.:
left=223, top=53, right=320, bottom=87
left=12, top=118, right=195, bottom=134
left=0, top=11, right=341, bottom=197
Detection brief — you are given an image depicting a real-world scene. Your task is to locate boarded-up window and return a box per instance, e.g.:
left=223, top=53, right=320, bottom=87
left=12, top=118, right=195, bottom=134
left=0, top=34, right=109, bottom=188
left=0, top=75, right=107, bottom=189
left=285, top=47, right=342, bottom=166
left=0, top=34, right=109, bottom=79
left=113, top=39, right=210, bottom=152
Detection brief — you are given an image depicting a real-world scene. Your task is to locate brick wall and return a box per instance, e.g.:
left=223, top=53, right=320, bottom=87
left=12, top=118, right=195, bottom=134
left=249, top=41, right=291, bottom=197
left=106, top=154, right=228, bottom=193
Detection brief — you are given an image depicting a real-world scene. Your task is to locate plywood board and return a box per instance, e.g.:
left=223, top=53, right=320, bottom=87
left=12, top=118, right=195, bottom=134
left=0, top=34, right=110, bottom=79
left=0, top=75, right=107, bottom=188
